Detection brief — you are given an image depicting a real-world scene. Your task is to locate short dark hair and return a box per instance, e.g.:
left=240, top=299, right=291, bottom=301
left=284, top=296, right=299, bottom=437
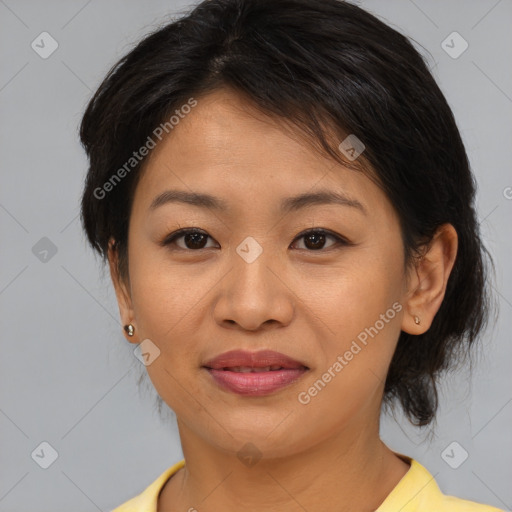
left=80, top=0, right=495, bottom=427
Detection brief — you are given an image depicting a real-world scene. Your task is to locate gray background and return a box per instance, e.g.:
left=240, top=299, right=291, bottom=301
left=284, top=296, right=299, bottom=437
left=0, top=0, right=511, bottom=511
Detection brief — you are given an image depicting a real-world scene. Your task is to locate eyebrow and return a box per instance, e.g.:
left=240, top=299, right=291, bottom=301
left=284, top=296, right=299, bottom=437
left=149, top=189, right=367, bottom=215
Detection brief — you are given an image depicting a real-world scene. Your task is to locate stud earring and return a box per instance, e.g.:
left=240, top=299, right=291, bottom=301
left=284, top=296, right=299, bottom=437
left=414, top=315, right=420, bottom=325
left=124, top=324, right=135, bottom=336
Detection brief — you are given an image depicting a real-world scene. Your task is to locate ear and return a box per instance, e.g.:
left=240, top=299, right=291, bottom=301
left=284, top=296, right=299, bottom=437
left=108, top=238, right=138, bottom=344
left=401, top=223, right=458, bottom=335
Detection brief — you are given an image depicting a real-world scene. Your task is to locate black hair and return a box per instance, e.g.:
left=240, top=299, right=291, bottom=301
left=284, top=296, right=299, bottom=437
left=79, top=0, right=495, bottom=427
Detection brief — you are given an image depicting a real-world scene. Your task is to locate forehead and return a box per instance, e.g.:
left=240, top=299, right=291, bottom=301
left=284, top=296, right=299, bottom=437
left=132, top=88, right=392, bottom=220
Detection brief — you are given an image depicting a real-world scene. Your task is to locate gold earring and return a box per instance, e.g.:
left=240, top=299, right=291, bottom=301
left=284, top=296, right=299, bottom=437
left=124, top=324, right=135, bottom=336
left=414, top=315, right=420, bottom=325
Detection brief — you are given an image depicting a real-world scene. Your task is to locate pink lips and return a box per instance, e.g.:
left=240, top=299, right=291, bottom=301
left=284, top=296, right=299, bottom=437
left=202, top=349, right=309, bottom=396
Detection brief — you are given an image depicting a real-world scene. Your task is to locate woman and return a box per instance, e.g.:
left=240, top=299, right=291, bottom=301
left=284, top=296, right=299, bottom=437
left=79, top=0, right=503, bottom=510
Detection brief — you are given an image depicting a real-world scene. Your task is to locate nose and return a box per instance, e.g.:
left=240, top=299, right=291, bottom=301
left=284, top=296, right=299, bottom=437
left=212, top=244, right=295, bottom=332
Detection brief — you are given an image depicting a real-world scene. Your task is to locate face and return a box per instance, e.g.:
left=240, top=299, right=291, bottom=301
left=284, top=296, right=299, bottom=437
left=110, top=88, right=419, bottom=459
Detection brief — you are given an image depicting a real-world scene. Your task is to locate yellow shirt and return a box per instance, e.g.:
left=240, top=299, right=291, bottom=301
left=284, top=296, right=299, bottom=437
left=110, top=455, right=505, bottom=512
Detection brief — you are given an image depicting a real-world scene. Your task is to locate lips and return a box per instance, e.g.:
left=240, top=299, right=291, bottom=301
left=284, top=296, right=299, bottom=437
left=202, top=350, right=309, bottom=396
left=203, top=349, right=308, bottom=371
left=223, top=365, right=284, bottom=373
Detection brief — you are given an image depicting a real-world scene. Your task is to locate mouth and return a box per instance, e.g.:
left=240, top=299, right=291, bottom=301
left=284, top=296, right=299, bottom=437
left=202, top=350, right=309, bottom=396
left=213, top=365, right=298, bottom=372
left=203, top=349, right=308, bottom=370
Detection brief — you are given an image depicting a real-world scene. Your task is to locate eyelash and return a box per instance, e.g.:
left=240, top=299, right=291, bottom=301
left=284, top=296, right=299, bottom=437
left=160, top=228, right=351, bottom=252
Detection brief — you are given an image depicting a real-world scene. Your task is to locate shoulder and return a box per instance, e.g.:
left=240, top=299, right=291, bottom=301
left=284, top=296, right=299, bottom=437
left=378, top=454, right=506, bottom=512
left=110, top=459, right=186, bottom=512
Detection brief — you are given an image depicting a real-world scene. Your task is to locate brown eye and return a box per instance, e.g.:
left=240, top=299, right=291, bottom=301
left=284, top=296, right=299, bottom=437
left=292, top=229, right=346, bottom=251
left=162, top=229, right=216, bottom=250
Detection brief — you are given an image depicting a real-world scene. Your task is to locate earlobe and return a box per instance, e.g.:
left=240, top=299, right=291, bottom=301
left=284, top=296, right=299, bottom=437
left=108, top=238, right=138, bottom=343
left=401, top=224, right=458, bottom=335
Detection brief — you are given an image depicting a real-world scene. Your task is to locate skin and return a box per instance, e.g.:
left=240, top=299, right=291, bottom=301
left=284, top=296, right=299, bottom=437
left=108, top=87, right=458, bottom=512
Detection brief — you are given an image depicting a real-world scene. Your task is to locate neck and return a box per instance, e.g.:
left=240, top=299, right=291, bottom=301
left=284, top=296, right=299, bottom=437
left=158, top=416, right=410, bottom=512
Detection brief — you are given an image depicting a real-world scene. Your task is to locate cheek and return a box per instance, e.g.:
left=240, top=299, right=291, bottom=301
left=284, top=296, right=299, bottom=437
left=314, top=252, right=401, bottom=332
left=296, top=280, right=402, bottom=428
left=128, top=246, right=205, bottom=335
left=306, top=249, right=404, bottom=380
left=127, top=254, right=207, bottom=412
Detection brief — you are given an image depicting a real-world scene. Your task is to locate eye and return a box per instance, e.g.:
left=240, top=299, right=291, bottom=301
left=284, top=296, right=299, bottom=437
left=161, top=228, right=217, bottom=250
left=291, top=229, right=349, bottom=251
left=161, top=228, right=349, bottom=252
